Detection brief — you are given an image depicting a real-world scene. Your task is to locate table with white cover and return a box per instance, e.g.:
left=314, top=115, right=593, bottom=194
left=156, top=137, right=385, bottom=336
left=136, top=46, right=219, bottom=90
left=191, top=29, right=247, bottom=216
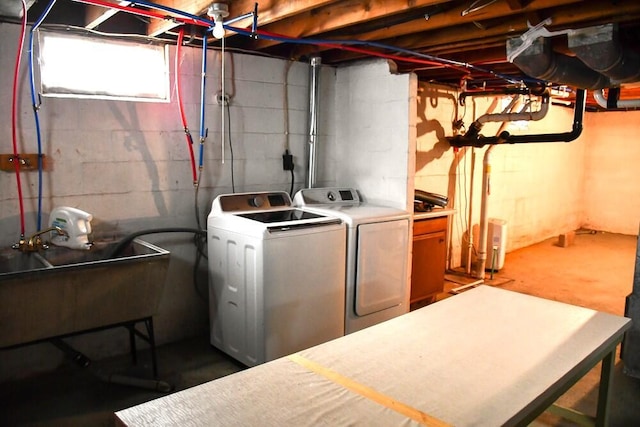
left=115, top=286, right=630, bottom=426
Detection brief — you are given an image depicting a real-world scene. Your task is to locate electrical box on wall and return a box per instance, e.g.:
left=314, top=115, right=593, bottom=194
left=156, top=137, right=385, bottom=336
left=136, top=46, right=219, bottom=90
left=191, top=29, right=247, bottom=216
left=0, top=154, right=46, bottom=172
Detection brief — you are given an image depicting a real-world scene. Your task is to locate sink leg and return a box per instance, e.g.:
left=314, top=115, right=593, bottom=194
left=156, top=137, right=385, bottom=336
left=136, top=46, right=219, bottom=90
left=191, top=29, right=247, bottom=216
left=144, top=318, right=158, bottom=378
left=129, top=325, right=137, bottom=366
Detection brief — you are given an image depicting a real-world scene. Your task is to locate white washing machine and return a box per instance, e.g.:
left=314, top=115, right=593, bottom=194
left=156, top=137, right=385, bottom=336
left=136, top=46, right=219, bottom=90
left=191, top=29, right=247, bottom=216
left=207, top=191, right=346, bottom=367
left=293, top=188, right=410, bottom=334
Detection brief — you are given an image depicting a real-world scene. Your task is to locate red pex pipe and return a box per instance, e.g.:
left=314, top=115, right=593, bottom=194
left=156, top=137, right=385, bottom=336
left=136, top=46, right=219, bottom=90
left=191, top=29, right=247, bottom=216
left=12, top=0, right=28, bottom=236
left=175, top=28, right=198, bottom=185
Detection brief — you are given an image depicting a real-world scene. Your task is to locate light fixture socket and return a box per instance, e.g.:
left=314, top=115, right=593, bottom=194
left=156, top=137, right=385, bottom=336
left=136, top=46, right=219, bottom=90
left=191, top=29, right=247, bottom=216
left=206, top=3, right=229, bottom=20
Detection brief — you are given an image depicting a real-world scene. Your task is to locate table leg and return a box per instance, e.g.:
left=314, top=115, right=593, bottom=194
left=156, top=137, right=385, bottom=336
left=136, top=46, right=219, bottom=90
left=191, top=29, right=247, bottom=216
left=596, top=348, right=616, bottom=427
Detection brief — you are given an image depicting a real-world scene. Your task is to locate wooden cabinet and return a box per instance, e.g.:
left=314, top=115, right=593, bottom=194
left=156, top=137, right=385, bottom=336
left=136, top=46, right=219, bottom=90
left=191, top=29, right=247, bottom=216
left=410, top=216, right=448, bottom=307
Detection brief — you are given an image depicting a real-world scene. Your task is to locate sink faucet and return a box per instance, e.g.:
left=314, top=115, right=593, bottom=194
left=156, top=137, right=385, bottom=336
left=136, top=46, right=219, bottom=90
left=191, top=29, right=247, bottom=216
left=13, top=227, right=69, bottom=252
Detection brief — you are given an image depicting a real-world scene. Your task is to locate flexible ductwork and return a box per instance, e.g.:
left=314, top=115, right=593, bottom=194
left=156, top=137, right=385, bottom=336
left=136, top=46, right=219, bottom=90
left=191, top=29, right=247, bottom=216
left=448, top=89, right=586, bottom=148
left=0, top=0, right=35, bottom=18
left=507, top=37, right=610, bottom=90
left=568, top=24, right=640, bottom=85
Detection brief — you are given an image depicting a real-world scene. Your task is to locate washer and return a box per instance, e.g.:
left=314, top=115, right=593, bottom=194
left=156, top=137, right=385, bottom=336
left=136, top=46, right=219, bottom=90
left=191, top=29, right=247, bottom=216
left=207, top=191, right=346, bottom=367
left=293, top=187, right=410, bottom=334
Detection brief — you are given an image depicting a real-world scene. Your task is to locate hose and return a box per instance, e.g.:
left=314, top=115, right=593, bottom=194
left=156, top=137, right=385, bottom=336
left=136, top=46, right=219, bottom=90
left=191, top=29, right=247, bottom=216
left=106, top=228, right=209, bottom=302
left=107, top=227, right=205, bottom=258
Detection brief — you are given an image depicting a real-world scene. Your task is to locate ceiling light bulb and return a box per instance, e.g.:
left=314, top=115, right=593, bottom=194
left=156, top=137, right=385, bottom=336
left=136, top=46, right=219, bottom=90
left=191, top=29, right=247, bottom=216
left=213, top=20, right=225, bottom=39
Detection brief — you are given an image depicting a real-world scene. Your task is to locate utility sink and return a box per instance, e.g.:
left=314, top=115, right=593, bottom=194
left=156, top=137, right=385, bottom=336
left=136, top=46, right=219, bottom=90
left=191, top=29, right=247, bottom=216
left=0, top=239, right=170, bottom=349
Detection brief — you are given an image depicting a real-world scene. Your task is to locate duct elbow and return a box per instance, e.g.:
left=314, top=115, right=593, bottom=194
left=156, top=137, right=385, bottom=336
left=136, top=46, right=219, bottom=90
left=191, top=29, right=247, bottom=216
left=507, top=37, right=610, bottom=89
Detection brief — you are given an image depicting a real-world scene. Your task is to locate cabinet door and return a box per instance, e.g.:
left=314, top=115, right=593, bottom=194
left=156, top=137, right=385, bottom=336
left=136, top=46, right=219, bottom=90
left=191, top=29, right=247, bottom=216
left=410, top=230, right=446, bottom=303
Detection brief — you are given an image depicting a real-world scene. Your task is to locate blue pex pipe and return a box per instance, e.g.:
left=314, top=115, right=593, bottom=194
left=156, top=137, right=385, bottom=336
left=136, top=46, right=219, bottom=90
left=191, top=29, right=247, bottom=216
left=199, top=32, right=208, bottom=170
left=29, top=0, right=57, bottom=230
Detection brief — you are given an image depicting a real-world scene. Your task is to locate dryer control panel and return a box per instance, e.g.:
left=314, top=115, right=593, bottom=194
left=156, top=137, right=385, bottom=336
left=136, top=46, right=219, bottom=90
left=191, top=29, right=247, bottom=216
left=294, top=187, right=361, bottom=206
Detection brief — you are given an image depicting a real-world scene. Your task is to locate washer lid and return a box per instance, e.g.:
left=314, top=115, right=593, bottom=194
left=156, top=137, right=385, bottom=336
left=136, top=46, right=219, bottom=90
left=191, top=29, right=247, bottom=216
left=238, top=209, right=326, bottom=223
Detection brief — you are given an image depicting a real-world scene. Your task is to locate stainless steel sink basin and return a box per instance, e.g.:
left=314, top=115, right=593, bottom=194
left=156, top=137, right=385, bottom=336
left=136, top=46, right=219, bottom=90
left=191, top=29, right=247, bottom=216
left=0, top=239, right=170, bottom=349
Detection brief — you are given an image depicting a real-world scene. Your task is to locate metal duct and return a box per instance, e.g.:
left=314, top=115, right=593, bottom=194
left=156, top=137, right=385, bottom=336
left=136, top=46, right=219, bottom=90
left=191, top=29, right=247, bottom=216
left=507, top=37, right=610, bottom=90
left=306, top=57, right=321, bottom=188
left=569, top=24, right=640, bottom=85
left=448, top=89, right=586, bottom=148
left=0, top=0, right=35, bottom=19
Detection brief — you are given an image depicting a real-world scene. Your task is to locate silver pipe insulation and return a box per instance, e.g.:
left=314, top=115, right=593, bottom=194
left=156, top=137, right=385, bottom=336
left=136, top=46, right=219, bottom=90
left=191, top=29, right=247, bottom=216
left=306, top=57, right=321, bottom=188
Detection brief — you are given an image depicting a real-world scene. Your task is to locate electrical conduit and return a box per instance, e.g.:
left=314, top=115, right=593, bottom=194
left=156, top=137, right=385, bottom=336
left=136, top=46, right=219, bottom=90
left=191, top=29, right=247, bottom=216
left=175, top=28, right=198, bottom=186
left=307, top=57, right=321, bottom=188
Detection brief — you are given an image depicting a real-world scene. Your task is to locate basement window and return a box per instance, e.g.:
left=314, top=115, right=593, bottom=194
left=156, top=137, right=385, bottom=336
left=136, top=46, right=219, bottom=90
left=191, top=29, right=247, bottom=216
left=38, top=30, right=169, bottom=102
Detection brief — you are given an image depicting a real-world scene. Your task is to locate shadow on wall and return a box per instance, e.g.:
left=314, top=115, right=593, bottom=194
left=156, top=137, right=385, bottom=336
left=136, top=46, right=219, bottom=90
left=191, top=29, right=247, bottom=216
left=108, top=102, right=169, bottom=217
left=416, top=86, right=457, bottom=171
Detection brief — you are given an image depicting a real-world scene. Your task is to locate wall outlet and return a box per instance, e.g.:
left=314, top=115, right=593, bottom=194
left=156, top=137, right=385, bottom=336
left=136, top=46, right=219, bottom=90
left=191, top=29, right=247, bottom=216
left=216, top=92, right=230, bottom=105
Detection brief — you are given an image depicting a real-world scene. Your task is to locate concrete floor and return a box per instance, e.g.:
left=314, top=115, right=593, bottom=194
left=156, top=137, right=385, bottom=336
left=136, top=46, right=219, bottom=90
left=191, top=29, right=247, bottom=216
left=1, top=230, right=639, bottom=426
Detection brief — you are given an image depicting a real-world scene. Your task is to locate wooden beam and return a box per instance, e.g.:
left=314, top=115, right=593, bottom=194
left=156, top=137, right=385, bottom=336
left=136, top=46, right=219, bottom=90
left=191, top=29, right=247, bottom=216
left=245, top=0, right=453, bottom=50
left=146, top=0, right=341, bottom=37
left=147, top=0, right=212, bottom=36
left=284, top=0, right=580, bottom=59
left=85, top=0, right=129, bottom=29
left=321, top=0, right=640, bottom=66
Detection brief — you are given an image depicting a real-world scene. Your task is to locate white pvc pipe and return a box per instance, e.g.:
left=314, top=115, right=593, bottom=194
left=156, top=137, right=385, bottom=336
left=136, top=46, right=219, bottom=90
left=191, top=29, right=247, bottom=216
left=593, top=89, right=640, bottom=109
left=474, top=145, right=494, bottom=278
left=466, top=148, right=476, bottom=275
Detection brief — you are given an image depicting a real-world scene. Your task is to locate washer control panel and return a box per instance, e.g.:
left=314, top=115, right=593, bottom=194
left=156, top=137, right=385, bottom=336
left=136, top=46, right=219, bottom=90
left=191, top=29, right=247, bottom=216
left=217, top=191, right=291, bottom=212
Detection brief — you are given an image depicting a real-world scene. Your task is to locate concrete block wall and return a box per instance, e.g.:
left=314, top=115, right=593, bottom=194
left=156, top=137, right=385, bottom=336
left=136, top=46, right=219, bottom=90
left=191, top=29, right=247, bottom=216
left=322, top=59, right=415, bottom=211
left=582, top=110, right=640, bottom=235
left=0, top=22, right=319, bottom=380
left=415, top=82, right=586, bottom=268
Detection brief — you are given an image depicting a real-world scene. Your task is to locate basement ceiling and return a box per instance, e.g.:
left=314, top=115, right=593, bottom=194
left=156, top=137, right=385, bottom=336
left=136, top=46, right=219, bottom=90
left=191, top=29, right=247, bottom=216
left=9, top=0, right=640, bottom=109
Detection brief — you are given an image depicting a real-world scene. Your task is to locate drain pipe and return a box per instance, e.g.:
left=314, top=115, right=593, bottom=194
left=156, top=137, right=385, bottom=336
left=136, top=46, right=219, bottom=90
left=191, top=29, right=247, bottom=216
left=461, top=91, right=549, bottom=142
left=306, top=57, right=321, bottom=188
left=473, top=97, right=520, bottom=278
left=473, top=96, right=528, bottom=278
left=474, top=145, right=495, bottom=279
left=448, top=89, right=585, bottom=148
left=593, top=89, right=640, bottom=110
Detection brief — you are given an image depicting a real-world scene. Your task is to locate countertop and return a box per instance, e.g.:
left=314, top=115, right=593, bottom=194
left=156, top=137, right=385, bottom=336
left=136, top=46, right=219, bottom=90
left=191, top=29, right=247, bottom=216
left=413, top=208, right=456, bottom=220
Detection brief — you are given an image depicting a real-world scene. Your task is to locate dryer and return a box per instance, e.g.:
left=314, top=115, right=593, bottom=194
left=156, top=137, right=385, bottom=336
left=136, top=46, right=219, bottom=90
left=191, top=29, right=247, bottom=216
left=208, top=191, right=346, bottom=366
left=293, top=188, right=410, bottom=334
